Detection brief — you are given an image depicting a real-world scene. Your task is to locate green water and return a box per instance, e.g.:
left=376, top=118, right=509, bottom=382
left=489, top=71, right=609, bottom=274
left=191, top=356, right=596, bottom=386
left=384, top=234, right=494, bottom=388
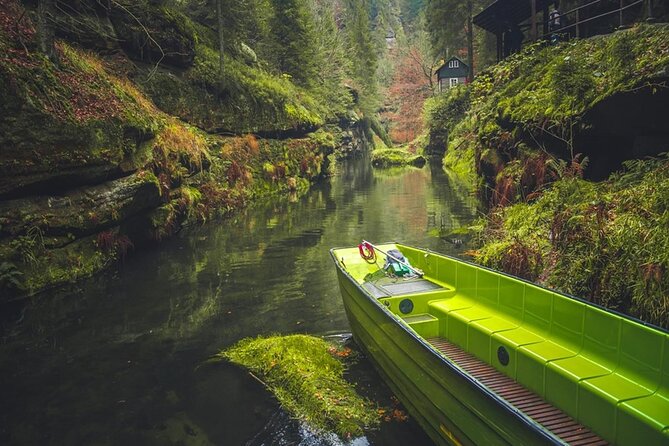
left=0, top=157, right=479, bottom=445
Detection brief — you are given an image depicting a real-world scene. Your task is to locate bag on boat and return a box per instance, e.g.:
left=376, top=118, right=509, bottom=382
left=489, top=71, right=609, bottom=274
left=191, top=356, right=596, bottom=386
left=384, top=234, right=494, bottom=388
left=383, top=249, right=412, bottom=277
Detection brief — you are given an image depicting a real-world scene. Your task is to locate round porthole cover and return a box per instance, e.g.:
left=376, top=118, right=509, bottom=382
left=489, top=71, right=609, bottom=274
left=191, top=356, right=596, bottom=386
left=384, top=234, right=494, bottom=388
left=399, top=299, right=414, bottom=314
left=497, top=346, right=510, bottom=366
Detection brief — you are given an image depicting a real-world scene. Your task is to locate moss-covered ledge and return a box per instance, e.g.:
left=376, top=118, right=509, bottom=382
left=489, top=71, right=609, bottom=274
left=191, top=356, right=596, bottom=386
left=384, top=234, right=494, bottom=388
left=371, top=148, right=426, bottom=168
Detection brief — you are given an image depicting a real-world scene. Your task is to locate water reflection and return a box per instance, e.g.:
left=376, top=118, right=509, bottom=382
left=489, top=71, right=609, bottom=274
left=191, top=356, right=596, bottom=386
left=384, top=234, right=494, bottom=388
left=0, top=157, right=479, bottom=445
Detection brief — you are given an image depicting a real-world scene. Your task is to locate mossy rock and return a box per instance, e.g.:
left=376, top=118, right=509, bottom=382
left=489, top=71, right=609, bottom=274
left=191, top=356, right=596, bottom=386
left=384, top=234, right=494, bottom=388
left=0, top=37, right=159, bottom=197
left=371, top=149, right=426, bottom=168
left=109, top=3, right=197, bottom=68
left=0, top=171, right=161, bottom=239
left=213, top=335, right=379, bottom=438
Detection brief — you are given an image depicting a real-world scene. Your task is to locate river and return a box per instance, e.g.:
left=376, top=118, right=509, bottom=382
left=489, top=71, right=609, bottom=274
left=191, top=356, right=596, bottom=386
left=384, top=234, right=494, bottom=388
left=0, top=157, right=479, bottom=445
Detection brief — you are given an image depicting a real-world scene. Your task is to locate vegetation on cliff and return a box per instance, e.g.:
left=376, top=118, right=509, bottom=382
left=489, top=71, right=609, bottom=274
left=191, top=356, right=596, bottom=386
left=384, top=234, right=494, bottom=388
left=425, top=24, right=669, bottom=327
left=473, top=155, right=669, bottom=328
left=0, top=0, right=383, bottom=298
left=429, top=24, right=669, bottom=198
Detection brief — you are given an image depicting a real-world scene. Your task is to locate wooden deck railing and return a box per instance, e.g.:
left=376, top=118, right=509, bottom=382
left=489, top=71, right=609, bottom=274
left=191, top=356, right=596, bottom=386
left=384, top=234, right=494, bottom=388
left=541, top=0, right=654, bottom=39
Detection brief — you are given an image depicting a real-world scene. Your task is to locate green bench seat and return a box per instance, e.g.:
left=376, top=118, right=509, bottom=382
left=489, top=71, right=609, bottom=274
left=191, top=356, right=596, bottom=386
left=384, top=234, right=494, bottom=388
left=415, top=252, right=669, bottom=445
left=468, top=316, right=518, bottom=363
left=517, top=340, right=577, bottom=395
left=618, top=393, right=669, bottom=445
left=516, top=295, right=584, bottom=395
left=576, top=320, right=666, bottom=442
left=616, top=336, right=669, bottom=445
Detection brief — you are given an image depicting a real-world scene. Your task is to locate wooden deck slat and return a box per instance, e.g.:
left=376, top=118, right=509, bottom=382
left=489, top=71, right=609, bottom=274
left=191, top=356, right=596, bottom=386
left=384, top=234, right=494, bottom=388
left=426, top=337, right=607, bottom=445
left=564, top=432, right=601, bottom=444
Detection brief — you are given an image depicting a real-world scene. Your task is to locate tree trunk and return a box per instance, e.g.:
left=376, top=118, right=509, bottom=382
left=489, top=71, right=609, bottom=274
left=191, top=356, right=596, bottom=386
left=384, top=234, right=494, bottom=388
left=216, top=0, right=225, bottom=89
left=467, top=0, right=474, bottom=81
left=37, top=0, right=58, bottom=64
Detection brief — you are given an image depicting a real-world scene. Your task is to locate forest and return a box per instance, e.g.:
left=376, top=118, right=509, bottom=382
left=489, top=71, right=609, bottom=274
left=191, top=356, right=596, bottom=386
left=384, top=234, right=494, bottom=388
left=1, top=0, right=669, bottom=443
left=3, top=0, right=668, bottom=328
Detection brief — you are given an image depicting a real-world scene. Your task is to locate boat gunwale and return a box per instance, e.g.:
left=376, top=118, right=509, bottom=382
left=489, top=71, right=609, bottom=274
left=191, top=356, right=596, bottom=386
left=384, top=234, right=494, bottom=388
left=330, top=244, right=567, bottom=445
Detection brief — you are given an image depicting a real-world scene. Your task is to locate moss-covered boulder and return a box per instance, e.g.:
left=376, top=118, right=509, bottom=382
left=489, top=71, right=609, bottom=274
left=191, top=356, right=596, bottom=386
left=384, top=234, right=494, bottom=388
left=371, top=148, right=426, bottom=168
left=0, top=36, right=159, bottom=197
left=213, top=335, right=380, bottom=438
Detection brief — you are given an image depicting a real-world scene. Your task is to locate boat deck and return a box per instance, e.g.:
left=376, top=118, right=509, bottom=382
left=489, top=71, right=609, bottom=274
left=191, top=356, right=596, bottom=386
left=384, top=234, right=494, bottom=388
left=427, top=336, right=608, bottom=445
left=362, top=276, right=443, bottom=298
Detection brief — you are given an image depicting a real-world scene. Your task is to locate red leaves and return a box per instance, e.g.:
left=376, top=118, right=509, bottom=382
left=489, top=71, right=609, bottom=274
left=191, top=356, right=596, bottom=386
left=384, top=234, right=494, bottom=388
left=385, top=46, right=433, bottom=143
left=54, top=69, right=123, bottom=122
left=0, top=0, right=36, bottom=40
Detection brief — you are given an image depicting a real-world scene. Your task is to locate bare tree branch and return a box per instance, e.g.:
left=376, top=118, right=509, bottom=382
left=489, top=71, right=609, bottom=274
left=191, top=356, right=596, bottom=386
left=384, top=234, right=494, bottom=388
left=110, top=0, right=164, bottom=81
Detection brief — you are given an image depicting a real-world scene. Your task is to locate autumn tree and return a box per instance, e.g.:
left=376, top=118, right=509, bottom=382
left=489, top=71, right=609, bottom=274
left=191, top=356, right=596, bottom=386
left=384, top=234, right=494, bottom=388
left=386, top=45, right=432, bottom=142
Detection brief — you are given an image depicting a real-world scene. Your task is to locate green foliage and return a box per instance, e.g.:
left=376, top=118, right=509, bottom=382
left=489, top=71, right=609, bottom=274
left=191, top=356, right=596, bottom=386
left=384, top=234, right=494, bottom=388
left=213, top=335, right=379, bottom=438
left=9, top=226, right=45, bottom=266
left=188, top=43, right=324, bottom=130
left=0, top=262, right=23, bottom=291
left=475, top=156, right=669, bottom=328
left=548, top=55, right=595, bottom=113
left=424, top=24, right=669, bottom=204
left=343, top=0, right=381, bottom=114
left=268, top=0, right=318, bottom=88
left=424, top=85, right=470, bottom=137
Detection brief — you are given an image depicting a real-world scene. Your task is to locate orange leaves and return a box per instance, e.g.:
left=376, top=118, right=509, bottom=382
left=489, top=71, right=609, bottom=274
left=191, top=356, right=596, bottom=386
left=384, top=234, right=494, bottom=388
left=385, top=45, right=433, bottom=143
left=327, top=345, right=352, bottom=359
left=377, top=404, right=409, bottom=423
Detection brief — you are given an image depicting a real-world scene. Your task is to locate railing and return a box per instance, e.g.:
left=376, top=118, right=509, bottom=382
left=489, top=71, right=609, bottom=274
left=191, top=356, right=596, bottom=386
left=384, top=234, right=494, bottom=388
left=540, top=0, right=653, bottom=40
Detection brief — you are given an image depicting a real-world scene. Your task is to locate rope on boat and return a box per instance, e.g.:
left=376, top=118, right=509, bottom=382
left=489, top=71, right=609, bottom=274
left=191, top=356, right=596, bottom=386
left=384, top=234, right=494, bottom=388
left=358, top=241, right=377, bottom=264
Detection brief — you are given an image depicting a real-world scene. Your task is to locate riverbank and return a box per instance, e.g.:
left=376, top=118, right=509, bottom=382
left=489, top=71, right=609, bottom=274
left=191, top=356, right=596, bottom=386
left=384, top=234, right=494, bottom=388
left=0, top=1, right=372, bottom=300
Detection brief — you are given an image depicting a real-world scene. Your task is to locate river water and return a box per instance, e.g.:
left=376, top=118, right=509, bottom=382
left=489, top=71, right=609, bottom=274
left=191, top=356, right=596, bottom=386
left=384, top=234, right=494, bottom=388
left=0, top=157, right=479, bottom=445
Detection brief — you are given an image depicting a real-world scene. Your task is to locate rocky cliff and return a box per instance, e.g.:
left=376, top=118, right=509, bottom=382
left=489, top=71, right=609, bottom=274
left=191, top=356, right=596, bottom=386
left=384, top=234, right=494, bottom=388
left=0, top=0, right=369, bottom=300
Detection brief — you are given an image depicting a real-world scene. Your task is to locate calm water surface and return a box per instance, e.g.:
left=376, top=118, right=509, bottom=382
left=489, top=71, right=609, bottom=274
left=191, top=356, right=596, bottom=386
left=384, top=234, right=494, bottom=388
left=0, top=157, right=479, bottom=445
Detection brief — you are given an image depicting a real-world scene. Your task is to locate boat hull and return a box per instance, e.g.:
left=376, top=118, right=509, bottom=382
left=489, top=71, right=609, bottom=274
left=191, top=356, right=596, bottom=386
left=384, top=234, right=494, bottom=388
left=335, top=265, right=556, bottom=446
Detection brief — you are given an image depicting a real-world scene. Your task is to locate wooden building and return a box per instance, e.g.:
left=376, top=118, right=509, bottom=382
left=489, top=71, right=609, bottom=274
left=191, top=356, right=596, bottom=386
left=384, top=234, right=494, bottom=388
left=473, top=0, right=554, bottom=61
left=435, top=57, right=469, bottom=92
left=474, top=0, right=658, bottom=61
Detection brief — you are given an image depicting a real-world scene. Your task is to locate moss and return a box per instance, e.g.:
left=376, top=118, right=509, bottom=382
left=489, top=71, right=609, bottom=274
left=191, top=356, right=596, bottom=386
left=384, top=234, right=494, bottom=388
left=427, top=24, right=669, bottom=202
left=20, top=233, right=114, bottom=294
left=371, top=148, right=426, bottom=168
left=443, top=123, right=480, bottom=190
left=474, top=156, right=669, bottom=328
left=212, top=335, right=379, bottom=438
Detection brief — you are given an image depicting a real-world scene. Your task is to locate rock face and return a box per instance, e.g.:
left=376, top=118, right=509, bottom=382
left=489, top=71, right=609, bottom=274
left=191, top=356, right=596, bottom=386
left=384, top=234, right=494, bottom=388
left=577, top=74, right=669, bottom=180
left=109, top=4, right=196, bottom=68
left=335, top=115, right=372, bottom=159
left=0, top=0, right=366, bottom=300
left=0, top=98, right=154, bottom=198
left=0, top=172, right=161, bottom=239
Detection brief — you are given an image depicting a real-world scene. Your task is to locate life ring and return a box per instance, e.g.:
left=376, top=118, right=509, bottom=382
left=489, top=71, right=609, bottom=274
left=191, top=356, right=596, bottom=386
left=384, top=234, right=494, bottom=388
left=358, top=242, right=376, bottom=264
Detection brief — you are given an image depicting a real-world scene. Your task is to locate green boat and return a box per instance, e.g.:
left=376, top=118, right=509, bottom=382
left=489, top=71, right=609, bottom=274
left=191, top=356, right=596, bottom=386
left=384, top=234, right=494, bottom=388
left=331, top=242, right=669, bottom=445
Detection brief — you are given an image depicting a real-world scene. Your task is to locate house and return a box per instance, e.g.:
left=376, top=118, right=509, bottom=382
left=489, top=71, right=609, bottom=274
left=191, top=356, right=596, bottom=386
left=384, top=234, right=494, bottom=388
left=435, top=57, right=469, bottom=92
